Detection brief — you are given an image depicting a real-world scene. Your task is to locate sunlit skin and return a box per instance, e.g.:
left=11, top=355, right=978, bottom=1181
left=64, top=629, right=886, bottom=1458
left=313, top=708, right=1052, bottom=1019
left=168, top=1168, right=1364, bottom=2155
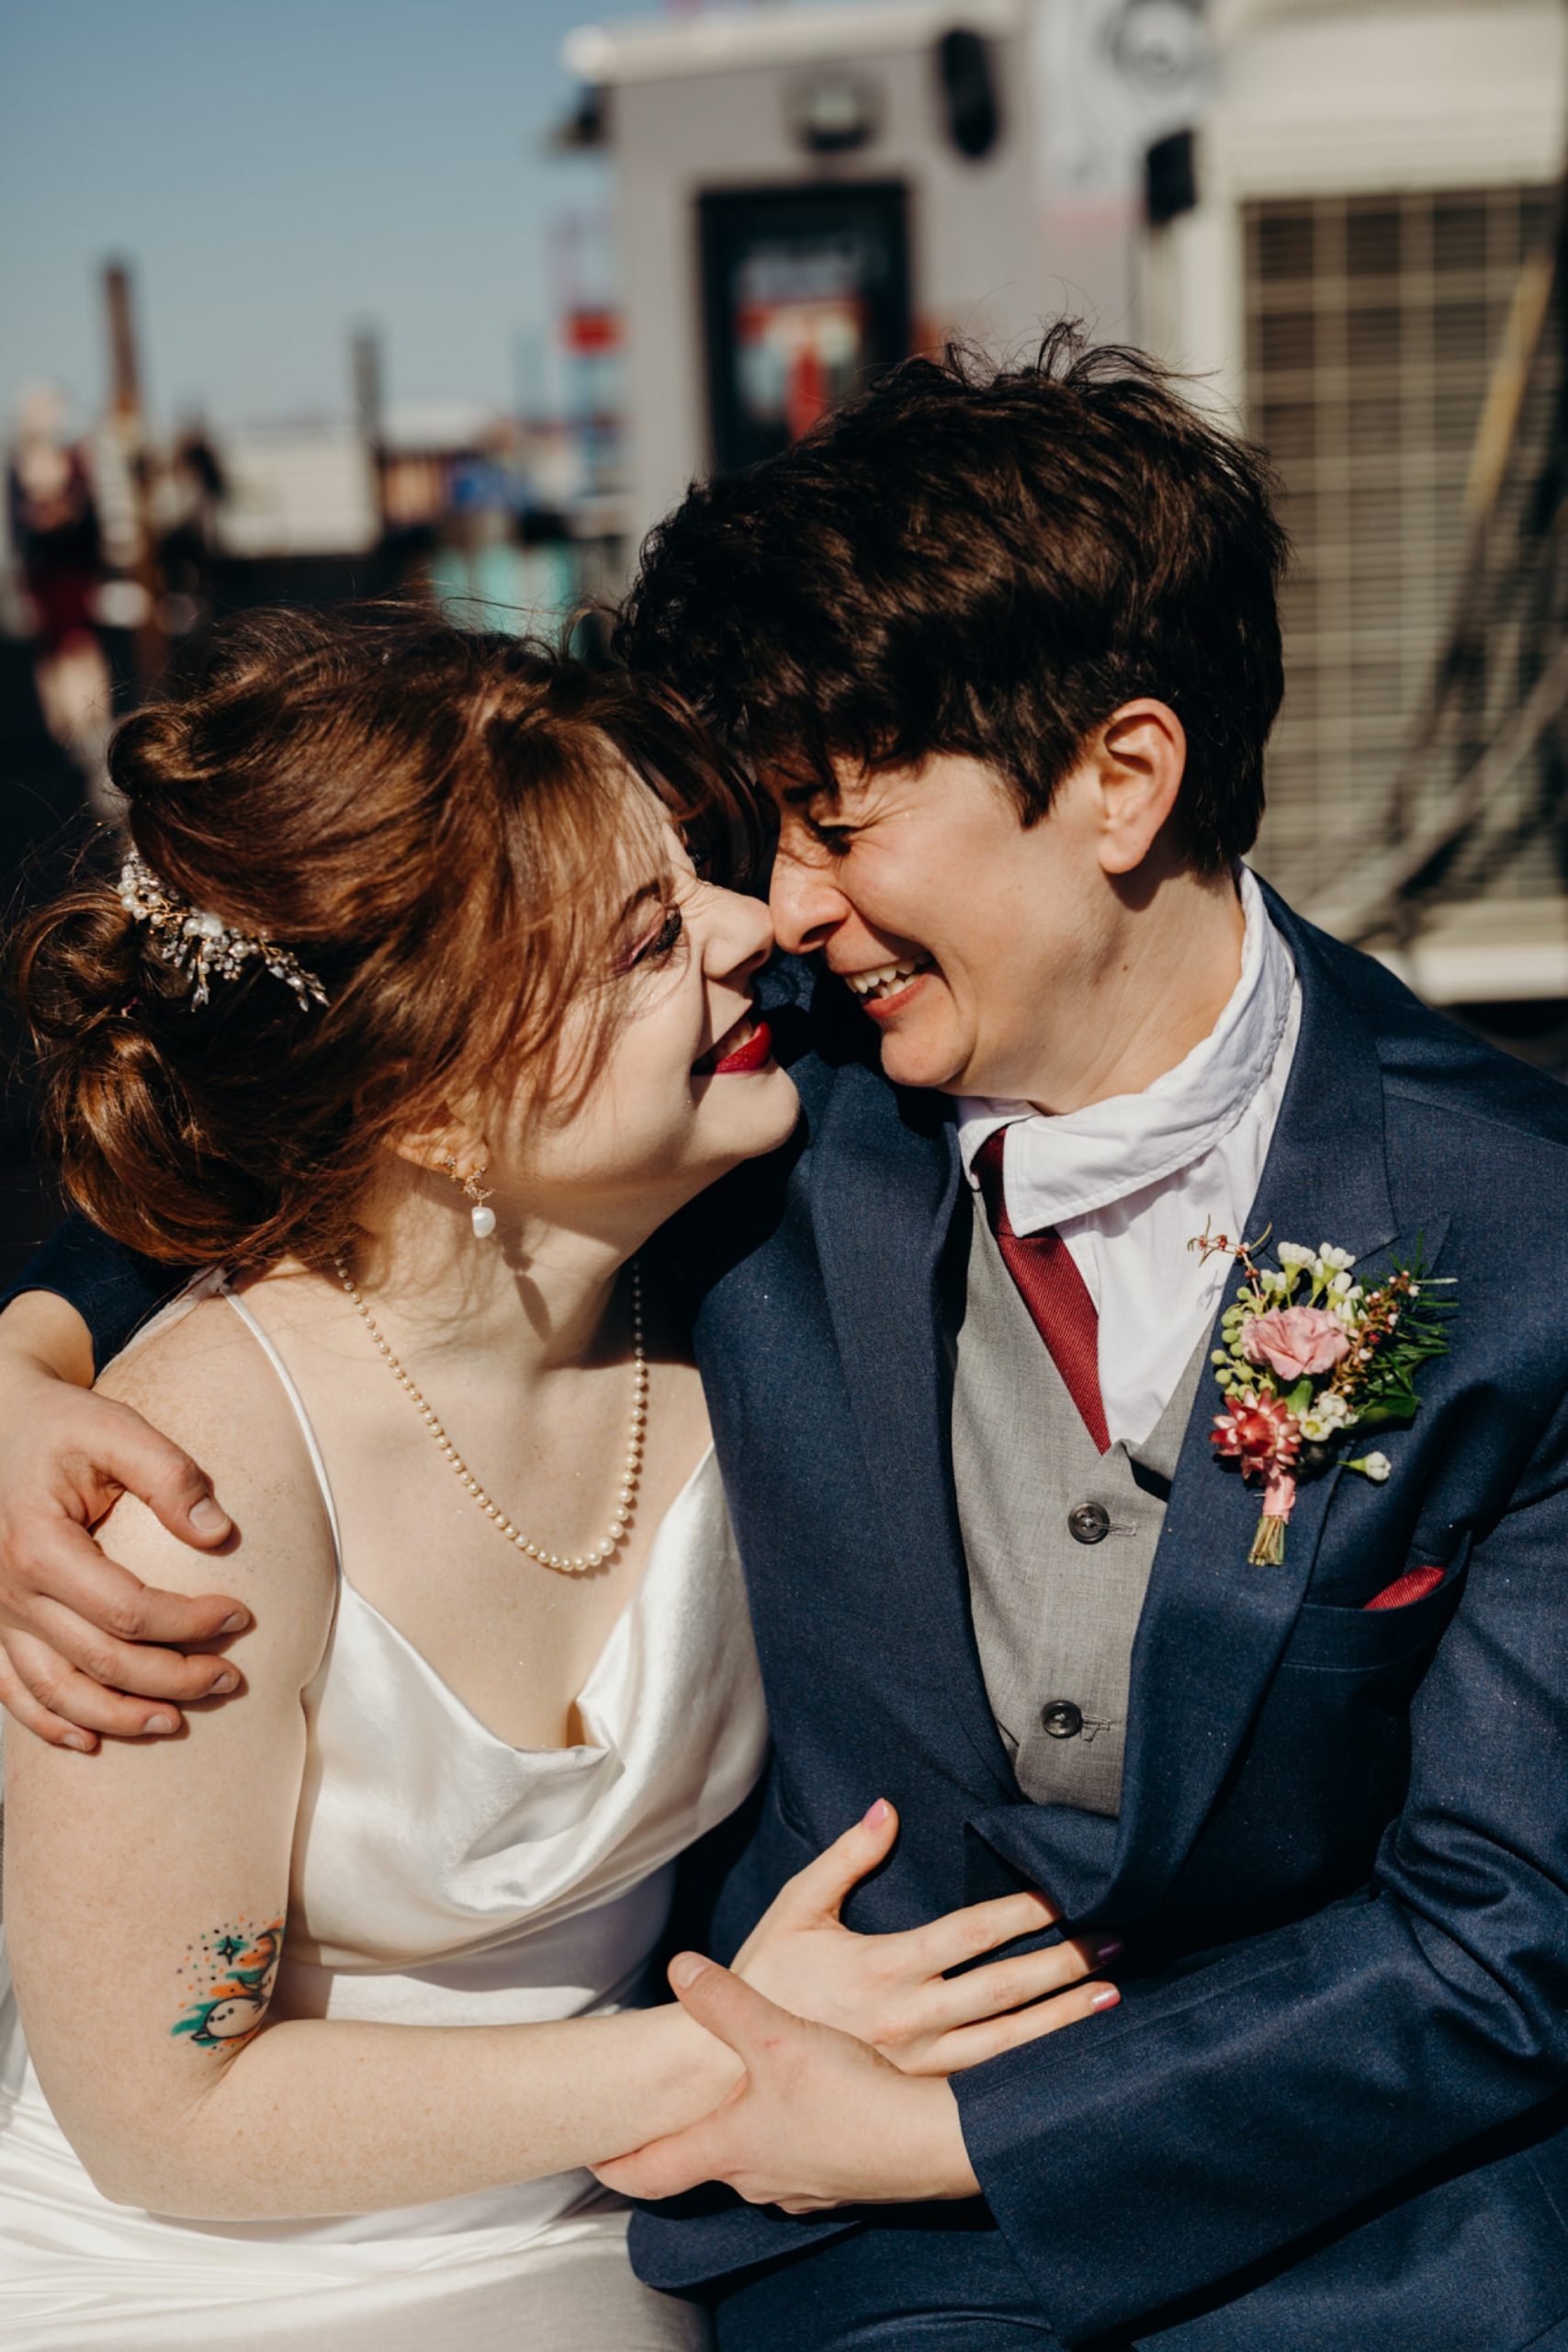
left=343, top=796, right=803, bottom=1461
left=767, top=701, right=1249, bottom=1114
left=474, top=808, right=800, bottom=1250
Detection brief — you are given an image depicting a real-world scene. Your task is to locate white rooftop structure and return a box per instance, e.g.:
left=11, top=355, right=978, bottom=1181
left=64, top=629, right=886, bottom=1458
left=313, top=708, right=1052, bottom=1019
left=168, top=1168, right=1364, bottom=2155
left=566, top=0, right=1021, bottom=85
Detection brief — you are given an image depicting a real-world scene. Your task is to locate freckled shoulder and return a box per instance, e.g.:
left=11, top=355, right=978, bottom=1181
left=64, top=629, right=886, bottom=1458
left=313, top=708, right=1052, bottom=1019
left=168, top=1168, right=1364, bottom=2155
left=95, top=1295, right=338, bottom=1679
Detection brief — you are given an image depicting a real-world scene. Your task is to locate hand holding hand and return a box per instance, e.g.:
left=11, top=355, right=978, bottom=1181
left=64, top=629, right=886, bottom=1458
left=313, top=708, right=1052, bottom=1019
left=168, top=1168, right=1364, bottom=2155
left=0, top=1297, right=244, bottom=1750
left=732, top=1798, right=1121, bottom=2074
left=596, top=1953, right=981, bottom=2213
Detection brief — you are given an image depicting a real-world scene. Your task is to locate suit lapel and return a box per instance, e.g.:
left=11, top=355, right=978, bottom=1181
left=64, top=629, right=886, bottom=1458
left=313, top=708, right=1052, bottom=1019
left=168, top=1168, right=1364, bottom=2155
left=1113, top=906, right=1434, bottom=1920
left=809, top=1058, right=1018, bottom=1801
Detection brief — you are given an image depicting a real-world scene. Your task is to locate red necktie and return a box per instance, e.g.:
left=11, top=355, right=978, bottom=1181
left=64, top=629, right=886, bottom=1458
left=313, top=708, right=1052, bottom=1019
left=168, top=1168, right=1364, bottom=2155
left=974, top=1127, right=1111, bottom=1456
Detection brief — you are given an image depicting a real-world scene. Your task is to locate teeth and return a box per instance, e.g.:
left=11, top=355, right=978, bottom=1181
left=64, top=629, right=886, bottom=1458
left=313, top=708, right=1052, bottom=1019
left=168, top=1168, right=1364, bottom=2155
left=845, top=958, right=931, bottom=999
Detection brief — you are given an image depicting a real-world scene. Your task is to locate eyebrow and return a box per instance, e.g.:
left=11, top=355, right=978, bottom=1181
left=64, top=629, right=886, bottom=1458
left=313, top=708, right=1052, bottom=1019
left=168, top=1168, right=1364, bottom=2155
left=616, top=880, right=666, bottom=924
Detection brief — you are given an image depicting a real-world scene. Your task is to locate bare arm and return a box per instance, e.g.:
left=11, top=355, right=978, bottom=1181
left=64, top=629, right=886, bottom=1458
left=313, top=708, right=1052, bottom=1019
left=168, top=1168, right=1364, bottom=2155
left=0, top=1290, right=246, bottom=1748
left=0, top=1288, right=96, bottom=1385
left=2, top=1318, right=736, bottom=2221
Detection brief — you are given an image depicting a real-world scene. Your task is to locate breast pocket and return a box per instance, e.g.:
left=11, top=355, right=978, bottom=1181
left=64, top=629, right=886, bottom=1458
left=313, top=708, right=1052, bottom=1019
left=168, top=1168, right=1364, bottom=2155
left=1283, top=1528, right=1472, bottom=1676
left=1178, top=1532, right=1473, bottom=1911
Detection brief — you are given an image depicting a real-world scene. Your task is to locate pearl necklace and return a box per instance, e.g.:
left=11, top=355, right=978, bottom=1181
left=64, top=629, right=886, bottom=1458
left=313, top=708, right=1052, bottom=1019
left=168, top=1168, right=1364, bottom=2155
left=331, top=1253, right=647, bottom=1575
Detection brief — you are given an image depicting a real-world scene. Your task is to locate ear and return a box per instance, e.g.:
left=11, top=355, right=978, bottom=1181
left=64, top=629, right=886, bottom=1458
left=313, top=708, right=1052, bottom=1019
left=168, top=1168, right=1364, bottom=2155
left=1092, top=700, right=1188, bottom=877
left=389, top=1114, right=490, bottom=1182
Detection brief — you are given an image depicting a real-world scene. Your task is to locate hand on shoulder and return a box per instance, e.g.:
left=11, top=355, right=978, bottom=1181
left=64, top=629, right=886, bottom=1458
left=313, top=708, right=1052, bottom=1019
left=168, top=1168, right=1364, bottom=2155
left=0, top=1290, right=248, bottom=1747
left=88, top=1289, right=339, bottom=1708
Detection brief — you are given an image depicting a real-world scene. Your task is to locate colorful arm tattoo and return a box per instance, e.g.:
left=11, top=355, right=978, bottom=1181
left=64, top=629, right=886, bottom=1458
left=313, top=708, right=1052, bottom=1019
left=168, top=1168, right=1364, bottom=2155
left=171, top=1917, right=284, bottom=2052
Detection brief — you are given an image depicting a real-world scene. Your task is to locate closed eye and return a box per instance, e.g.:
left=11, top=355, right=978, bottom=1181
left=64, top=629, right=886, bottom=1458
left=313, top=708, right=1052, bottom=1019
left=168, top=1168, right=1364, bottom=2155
left=626, top=905, right=684, bottom=967
left=806, top=818, right=855, bottom=858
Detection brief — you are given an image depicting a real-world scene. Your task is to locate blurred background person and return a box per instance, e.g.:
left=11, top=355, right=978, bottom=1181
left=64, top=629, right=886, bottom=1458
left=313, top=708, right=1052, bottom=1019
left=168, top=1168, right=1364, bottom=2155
left=6, top=385, right=111, bottom=785
left=152, top=421, right=228, bottom=639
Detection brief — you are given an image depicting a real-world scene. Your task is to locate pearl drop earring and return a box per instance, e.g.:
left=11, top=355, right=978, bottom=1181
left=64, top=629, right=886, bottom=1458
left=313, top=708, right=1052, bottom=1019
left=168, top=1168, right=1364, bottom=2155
left=438, top=1153, right=496, bottom=1240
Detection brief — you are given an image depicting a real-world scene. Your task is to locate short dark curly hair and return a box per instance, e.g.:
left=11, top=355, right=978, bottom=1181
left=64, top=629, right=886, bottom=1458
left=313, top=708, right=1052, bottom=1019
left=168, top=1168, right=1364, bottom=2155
left=615, top=324, right=1289, bottom=872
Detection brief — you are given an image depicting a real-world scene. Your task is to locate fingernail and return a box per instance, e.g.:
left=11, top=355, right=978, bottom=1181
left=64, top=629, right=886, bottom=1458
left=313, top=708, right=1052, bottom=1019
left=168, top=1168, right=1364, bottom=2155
left=863, top=1798, right=891, bottom=1826
left=1090, top=1984, right=1122, bottom=2010
left=209, top=1671, right=237, bottom=1695
left=219, top=1610, right=251, bottom=1634
left=190, top=1499, right=231, bottom=1539
left=1093, top=1936, right=1124, bottom=1962
left=669, top=1951, right=710, bottom=1991
left=144, top=1713, right=177, bottom=1736
left=62, top=1732, right=92, bottom=1753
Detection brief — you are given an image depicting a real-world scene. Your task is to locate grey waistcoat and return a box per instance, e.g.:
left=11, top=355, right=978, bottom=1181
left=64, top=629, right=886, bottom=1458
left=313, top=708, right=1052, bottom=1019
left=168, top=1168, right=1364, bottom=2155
left=952, top=1202, right=1209, bottom=1815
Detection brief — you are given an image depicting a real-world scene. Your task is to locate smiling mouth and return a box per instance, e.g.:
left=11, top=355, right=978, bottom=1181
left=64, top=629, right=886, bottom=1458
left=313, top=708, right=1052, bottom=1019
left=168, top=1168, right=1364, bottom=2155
left=694, top=1006, right=773, bottom=1076
left=841, top=955, right=934, bottom=1005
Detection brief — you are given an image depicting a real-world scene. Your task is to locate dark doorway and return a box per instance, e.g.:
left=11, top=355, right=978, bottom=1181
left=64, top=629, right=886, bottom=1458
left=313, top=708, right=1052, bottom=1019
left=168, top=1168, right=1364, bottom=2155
left=699, top=182, right=911, bottom=473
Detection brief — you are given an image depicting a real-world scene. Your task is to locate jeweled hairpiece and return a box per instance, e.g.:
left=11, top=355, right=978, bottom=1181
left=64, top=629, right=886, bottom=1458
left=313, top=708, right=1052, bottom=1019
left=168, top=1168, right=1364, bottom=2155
left=118, top=850, right=329, bottom=1012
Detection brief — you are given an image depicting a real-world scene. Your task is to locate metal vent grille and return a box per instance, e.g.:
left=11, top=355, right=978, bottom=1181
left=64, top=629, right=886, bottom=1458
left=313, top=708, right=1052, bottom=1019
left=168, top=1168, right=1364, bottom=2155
left=1245, top=186, right=1559, bottom=910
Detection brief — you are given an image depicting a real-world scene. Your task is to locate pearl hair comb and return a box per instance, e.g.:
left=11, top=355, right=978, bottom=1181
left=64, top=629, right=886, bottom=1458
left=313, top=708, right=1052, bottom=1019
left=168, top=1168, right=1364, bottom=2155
left=117, top=850, right=329, bottom=1012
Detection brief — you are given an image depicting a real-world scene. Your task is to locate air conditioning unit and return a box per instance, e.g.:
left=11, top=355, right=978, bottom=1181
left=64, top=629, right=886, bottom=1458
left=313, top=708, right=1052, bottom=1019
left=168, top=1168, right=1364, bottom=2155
left=1144, top=0, right=1568, bottom=1003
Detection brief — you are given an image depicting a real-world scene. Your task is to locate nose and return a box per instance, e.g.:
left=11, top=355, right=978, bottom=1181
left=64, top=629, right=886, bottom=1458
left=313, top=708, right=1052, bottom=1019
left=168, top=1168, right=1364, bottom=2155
left=705, top=881, right=775, bottom=985
left=769, top=842, right=851, bottom=957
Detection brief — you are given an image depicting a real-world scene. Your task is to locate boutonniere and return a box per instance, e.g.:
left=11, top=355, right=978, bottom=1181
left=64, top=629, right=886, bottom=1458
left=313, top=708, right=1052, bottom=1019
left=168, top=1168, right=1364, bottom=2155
left=1190, top=1231, right=1455, bottom=1566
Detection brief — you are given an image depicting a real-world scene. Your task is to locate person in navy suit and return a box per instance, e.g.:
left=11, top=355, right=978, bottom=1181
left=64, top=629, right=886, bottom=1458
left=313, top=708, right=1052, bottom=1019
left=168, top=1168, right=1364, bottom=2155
left=5, top=330, right=1568, bottom=2350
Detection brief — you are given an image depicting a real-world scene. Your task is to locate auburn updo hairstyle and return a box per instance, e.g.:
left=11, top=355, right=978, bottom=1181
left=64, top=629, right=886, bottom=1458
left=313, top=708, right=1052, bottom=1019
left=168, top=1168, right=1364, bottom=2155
left=11, top=605, right=750, bottom=1267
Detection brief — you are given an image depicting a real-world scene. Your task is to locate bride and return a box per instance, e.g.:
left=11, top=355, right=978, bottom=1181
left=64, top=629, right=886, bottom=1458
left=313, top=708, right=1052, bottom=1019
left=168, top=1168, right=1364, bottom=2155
left=0, top=608, right=1105, bottom=2349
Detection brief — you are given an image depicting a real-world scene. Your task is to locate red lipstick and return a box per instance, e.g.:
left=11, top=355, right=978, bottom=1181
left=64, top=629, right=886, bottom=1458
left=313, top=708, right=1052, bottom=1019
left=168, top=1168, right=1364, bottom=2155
left=712, top=1018, right=773, bottom=1074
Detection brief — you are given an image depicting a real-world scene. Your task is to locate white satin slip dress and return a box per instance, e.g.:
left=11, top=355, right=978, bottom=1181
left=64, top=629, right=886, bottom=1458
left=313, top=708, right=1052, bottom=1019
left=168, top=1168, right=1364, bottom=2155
left=0, top=1274, right=768, bottom=2349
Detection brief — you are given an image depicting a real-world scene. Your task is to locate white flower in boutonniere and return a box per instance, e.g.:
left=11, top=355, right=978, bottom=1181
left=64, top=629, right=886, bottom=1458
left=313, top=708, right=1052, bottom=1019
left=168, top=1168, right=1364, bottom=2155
left=1300, top=1392, right=1353, bottom=1442
left=1190, top=1229, right=1455, bottom=1567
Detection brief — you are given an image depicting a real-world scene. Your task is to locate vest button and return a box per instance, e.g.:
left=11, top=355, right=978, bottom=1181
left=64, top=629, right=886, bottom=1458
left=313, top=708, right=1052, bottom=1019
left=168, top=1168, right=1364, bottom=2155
left=1041, top=1700, right=1084, bottom=1739
left=1067, top=1501, right=1111, bottom=1545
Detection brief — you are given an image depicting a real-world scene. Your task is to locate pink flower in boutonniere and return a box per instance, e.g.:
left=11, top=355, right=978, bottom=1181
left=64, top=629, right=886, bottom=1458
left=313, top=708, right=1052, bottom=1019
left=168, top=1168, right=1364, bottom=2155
left=1242, top=1305, right=1350, bottom=1382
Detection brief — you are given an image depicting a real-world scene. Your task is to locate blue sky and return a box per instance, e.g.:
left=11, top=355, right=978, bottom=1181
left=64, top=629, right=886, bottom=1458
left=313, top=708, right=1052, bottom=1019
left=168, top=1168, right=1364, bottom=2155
left=0, top=0, right=654, bottom=434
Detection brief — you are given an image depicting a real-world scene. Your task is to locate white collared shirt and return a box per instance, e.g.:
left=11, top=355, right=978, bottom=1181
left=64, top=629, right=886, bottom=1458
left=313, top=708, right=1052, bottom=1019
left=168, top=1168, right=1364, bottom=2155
left=956, top=865, right=1301, bottom=1447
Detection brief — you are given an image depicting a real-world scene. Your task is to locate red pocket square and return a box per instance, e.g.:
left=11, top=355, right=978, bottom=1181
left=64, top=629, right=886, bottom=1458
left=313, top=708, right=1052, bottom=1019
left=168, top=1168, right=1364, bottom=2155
left=1364, top=1565, right=1445, bottom=1612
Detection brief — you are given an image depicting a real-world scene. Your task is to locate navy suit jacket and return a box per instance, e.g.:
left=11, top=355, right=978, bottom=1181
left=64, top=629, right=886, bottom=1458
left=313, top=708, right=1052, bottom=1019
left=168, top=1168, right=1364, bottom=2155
left=17, top=890, right=1568, bottom=2348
